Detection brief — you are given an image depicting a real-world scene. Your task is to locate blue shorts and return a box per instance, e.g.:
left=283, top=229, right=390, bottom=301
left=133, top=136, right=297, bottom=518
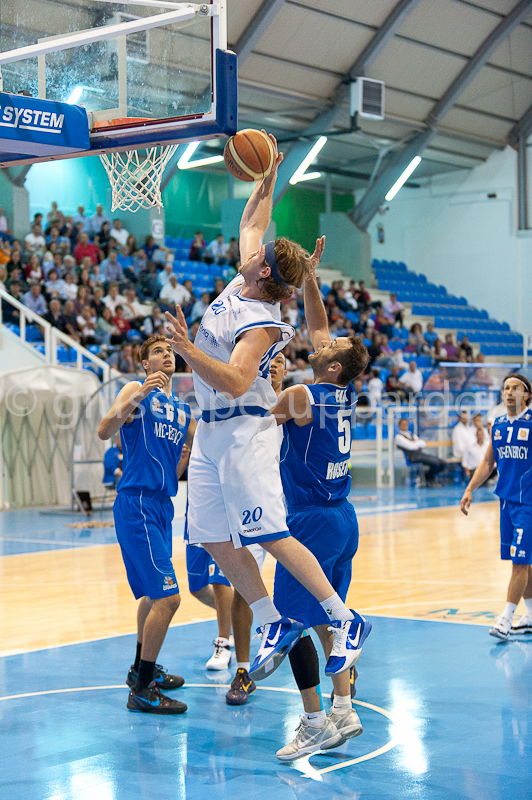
left=186, top=543, right=231, bottom=592
left=273, top=500, right=359, bottom=629
left=500, top=499, right=532, bottom=564
left=114, top=489, right=179, bottom=600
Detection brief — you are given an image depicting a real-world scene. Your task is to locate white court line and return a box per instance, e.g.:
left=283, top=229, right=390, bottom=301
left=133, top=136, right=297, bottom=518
left=356, top=503, right=418, bottom=514
left=0, top=537, right=93, bottom=547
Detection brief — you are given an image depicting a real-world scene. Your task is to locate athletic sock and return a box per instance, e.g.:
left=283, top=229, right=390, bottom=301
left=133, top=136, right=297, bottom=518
left=304, top=710, right=326, bottom=728
left=134, top=642, right=142, bottom=671
left=503, top=602, right=517, bottom=621
left=236, top=662, right=251, bottom=672
left=249, top=596, right=282, bottom=628
left=136, top=659, right=156, bottom=691
left=524, top=598, right=532, bottom=615
left=320, top=593, right=354, bottom=622
left=332, top=694, right=352, bottom=715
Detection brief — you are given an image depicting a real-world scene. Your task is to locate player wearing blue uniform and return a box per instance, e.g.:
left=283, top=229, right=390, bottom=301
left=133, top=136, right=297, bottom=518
left=98, top=334, right=195, bottom=714
left=270, top=258, right=371, bottom=760
left=164, top=135, right=369, bottom=684
left=461, top=374, right=532, bottom=640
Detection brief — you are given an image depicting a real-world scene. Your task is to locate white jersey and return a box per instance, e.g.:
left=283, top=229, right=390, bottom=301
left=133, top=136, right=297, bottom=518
left=193, top=275, right=294, bottom=412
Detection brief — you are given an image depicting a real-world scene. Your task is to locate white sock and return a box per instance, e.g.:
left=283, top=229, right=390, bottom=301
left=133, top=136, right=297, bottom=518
left=320, top=593, right=354, bottom=622
left=236, top=662, right=250, bottom=672
left=332, top=694, right=352, bottom=715
left=304, top=710, right=326, bottom=728
left=249, top=596, right=282, bottom=628
left=503, top=602, right=517, bottom=620
left=524, top=598, right=532, bottom=615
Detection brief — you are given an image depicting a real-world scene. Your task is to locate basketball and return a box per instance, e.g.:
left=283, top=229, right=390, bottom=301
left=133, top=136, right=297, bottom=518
left=224, top=129, right=275, bottom=182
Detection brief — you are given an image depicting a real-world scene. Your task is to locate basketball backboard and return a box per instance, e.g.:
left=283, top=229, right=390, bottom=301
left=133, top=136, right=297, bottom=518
left=0, top=0, right=237, bottom=167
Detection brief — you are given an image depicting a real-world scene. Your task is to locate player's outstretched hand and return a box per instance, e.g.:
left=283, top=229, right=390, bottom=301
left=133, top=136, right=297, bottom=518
left=140, top=371, right=168, bottom=398
left=306, top=236, right=326, bottom=278
left=165, top=305, right=190, bottom=355
left=460, top=488, right=472, bottom=516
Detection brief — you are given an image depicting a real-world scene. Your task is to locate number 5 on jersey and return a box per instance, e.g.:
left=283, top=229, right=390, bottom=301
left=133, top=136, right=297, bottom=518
left=337, top=410, right=352, bottom=454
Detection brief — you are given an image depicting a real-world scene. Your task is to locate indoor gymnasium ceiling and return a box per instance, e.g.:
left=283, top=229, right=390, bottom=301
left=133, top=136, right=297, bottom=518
left=224, top=0, right=532, bottom=198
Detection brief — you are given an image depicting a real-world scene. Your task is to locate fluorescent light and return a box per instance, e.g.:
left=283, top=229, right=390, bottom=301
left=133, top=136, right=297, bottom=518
left=385, top=155, right=421, bottom=201
left=289, top=136, right=327, bottom=185
left=294, top=171, right=321, bottom=182
left=178, top=141, right=224, bottom=169
left=67, top=86, right=83, bottom=104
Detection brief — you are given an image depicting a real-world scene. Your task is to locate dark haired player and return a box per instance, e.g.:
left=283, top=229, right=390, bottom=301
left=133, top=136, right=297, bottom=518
left=98, top=334, right=195, bottom=714
left=271, top=257, right=371, bottom=760
left=461, top=374, right=532, bottom=639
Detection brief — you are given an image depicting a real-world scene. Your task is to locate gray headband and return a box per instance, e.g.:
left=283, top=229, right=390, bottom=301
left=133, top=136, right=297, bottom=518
left=264, top=240, right=288, bottom=288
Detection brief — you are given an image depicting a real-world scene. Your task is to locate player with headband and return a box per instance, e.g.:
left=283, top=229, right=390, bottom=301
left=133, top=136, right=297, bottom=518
left=461, top=373, right=532, bottom=639
left=164, top=133, right=370, bottom=681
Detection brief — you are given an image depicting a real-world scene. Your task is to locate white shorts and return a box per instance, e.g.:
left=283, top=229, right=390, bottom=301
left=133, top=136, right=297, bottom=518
left=187, top=414, right=290, bottom=548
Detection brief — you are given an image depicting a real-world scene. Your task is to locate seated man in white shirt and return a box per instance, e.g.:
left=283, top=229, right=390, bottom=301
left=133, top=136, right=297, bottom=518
left=159, top=275, right=191, bottom=309
left=395, top=418, right=446, bottom=487
left=462, top=427, right=490, bottom=480
left=367, top=368, right=383, bottom=407
left=103, top=282, right=128, bottom=315
left=109, top=219, right=129, bottom=247
left=452, top=411, right=474, bottom=460
left=399, top=360, right=423, bottom=397
left=24, top=223, right=46, bottom=256
left=206, top=234, right=228, bottom=265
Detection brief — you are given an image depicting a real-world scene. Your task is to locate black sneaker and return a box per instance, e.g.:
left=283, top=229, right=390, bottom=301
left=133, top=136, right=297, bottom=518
left=330, top=666, right=358, bottom=703
left=126, top=664, right=185, bottom=691
left=225, top=668, right=257, bottom=706
left=127, top=681, right=187, bottom=714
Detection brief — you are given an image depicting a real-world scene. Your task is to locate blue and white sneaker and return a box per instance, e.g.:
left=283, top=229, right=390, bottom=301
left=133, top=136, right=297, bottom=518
left=249, top=617, right=304, bottom=681
left=325, top=612, right=372, bottom=676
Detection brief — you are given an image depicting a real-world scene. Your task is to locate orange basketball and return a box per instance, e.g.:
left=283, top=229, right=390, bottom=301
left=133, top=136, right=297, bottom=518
left=224, top=129, right=275, bottom=182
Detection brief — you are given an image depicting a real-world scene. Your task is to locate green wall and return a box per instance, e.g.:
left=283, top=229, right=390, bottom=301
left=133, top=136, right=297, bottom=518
left=273, top=187, right=353, bottom=252
left=162, top=170, right=233, bottom=240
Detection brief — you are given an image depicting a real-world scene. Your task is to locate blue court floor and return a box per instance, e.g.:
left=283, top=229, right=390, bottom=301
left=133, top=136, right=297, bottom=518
left=1, top=617, right=531, bottom=800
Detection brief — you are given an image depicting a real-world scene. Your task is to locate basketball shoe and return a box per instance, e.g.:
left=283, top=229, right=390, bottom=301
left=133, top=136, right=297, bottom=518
left=276, top=717, right=341, bottom=761
left=225, top=668, right=256, bottom=705
left=126, top=663, right=184, bottom=690
left=327, top=708, right=363, bottom=746
left=325, top=612, right=372, bottom=675
left=127, top=681, right=187, bottom=715
left=509, top=613, right=532, bottom=636
left=249, top=618, right=304, bottom=681
left=489, top=614, right=513, bottom=640
left=206, top=637, right=232, bottom=670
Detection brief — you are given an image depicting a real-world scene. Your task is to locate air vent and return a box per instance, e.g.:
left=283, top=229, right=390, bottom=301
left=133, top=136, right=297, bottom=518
left=113, top=13, right=150, bottom=64
left=350, top=78, right=385, bottom=121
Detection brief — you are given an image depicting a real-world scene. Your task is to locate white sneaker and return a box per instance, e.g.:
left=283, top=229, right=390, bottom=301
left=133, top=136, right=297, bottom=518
left=489, top=614, right=512, bottom=641
left=327, top=708, right=363, bottom=746
left=324, top=612, right=372, bottom=675
left=276, top=717, right=341, bottom=761
left=510, top=613, right=532, bottom=635
left=205, top=637, right=232, bottom=670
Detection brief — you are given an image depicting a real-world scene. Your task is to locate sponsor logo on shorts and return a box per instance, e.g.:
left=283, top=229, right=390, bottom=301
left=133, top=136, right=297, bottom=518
left=163, top=575, right=176, bottom=591
left=209, top=563, right=215, bottom=577
left=243, top=527, right=261, bottom=533
left=518, top=428, right=530, bottom=440
left=519, top=550, right=526, bottom=558
left=511, top=545, right=517, bottom=557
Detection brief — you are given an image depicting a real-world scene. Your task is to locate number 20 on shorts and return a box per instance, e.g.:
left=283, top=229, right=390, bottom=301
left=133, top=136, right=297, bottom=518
left=242, top=507, right=263, bottom=525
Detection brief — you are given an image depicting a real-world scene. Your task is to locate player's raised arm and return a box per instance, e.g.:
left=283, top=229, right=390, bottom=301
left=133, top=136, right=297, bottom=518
left=303, top=237, right=329, bottom=351
left=239, top=133, right=283, bottom=264
left=460, top=440, right=496, bottom=515
left=98, top=372, right=168, bottom=440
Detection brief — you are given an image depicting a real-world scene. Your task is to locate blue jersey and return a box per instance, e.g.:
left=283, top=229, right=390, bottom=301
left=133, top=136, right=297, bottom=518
left=118, top=386, right=191, bottom=497
left=280, top=382, right=357, bottom=511
left=492, top=408, right=532, bottom=506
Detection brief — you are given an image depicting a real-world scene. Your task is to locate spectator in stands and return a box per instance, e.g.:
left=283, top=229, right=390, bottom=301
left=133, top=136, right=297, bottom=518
left=45, top=268, right=68, bottom=301
left=226, top=237, right=240, bottom=268
left=96, top=221, right=112, bottom=256
left=77, top=304, right=97, bottom=346
left=117, top=245, right=134, bottom=281
left=409, top=323, right=426, bottom=350
left=126, top=233, right=137, bottom=253
left=374, top=307, right=395, bottom=339
left=96, top=306, right=121, bottom=347
left=6, top=248, right=22, bottom=275
left=0, top=207, right=7, bottom=233
left=74, top=233, right=100, bottom=266
left=103, top=283, right=127, bottom=316
left=91, top=287, right=106, bottom=318
left=209, top=278, right=225, bottom=303
left=470, top=352, right=492, bottom=386
left=24, top=223, right=46, bottom=256
left=367, top=368, right=384, bottom=406
left=206, top=233, right=228, bottom=265
left=22, top=282, right=47, bottom=316
left=353, top=378, right=372, bottom=425
left=290, top=357, right=313, bottom=385
left=0, top=265, right=6, bottom=291
left=444, top=333, right=458, bottom=360
left=404, top=333, right=421, bottom=354
left=452, top=410, right=474, bottom=460
left=73, top=285, right=91, bottom=317
left=353, top=309, right=370, bottom=334
left=62, top=300, right=80, bottom=340
left=399, top=359, right=424, bottom=397
left=110, top=219, right=129, bottom=247
left=290, top=324, right=312, bottom=362
left=462, top=427, right=490, bottom=480
left=157, top=262, right=174, bottom=290
left=46, top=201, right=65, bottom=230
left=432, top=338, right=447, bottom=363
left=112, top=305, right=130, bottom=340
left=62, top=272, right=78, bottom=302
left=189, top=231, right=207, bottom=262
left=107, top=342, right=135, bottom=373
left=384, top=366, right=408, bottom=404
left=190, top=291, right=210, bottom=323
left=24, top=253, right=44, bottom=283
left=43, top=298, right=66, bottom=330
left=3, top=280, right=22, bottom=323
left=384, top=293, right=404, bottom=326
left=159, top=274, right=191, bottom=310
left=122, top=288, right=145, bottom=330
left=101, top=250, right=124, bottom=285
left=354, top=280, right=371, bottom=310
left=102, top=434, right=122, bottom=488
left=138, top=261, right=159, bottom=299
left=142, top=306, right=165, bottom=338
left=72, top=205, right=91, bottom=234
left=424, top=322, right=438, bottom=348
left=286, top=297, right=300, bottom=327
left=91, top=204, right=110, bottom=236
left=459, top=335, right=473, bottom=361
left=7, top=267, right=28, bottom=295
left=395, top=418, right=446, bottom=487
left=46, top=226, right=70, bottom=256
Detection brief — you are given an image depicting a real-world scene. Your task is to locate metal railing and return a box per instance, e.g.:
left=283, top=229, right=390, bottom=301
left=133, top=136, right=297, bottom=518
left=0, top=288, right=111, bottom=382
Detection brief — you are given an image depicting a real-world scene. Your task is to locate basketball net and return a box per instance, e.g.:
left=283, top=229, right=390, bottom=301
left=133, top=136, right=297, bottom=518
left=99, top=146, right=178, bottom=213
